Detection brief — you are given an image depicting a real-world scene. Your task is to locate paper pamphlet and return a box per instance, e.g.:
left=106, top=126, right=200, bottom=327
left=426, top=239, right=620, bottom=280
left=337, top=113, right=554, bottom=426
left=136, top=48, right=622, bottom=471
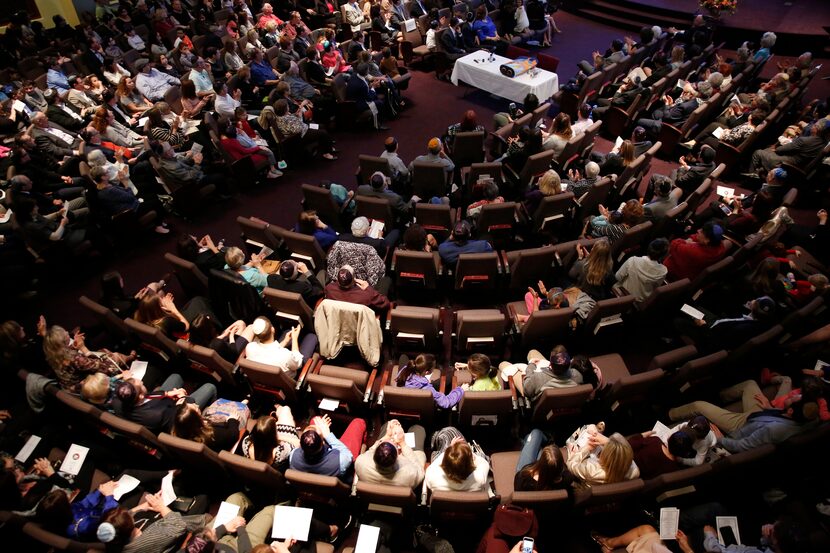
left=309, top=123, right=320, bottom=130
left=129, top=360, right=148, bottom=382
left=15, top=435, right=41, bottom=463
left=614, top=136, right=623, bottom=150
left=59, top=444, right=89, bottom=476
left=652, top=421, right=674, bottom=444
left=271, top=506, right=313, bottom=540
left=716, top=185, right=735, bottom=198
left=730, top=94, right=742, bottom=107
left=213, top=501, right=241, bottom=529
left=676, top=79, right=687, bottom=90
left=161, top=470, right=177, bottom=506
left=190, top=142, right=203, bottom=155
left=680, top=304, right=705, bottom=320
left=13, top=99, right=27, bottom=113
left=368, top=219, right=385, bottom=239
left=319, top=398, right=339, bottom=411
left=712, top=127, right=726, bottom=139
left=405, top=432, right=416, bottom=448
left=113, top=474, right=141, bottom=500
left=659, top=507, right=680, bottom=540
left=138, top=116, right=149, bottom=128
left=716, top=516, right=741, bottom=545
left=259, top=246, right=274, bottom=258
left=814, top=359, right=829, bottom=372
left=354, top=524, right=381, bottom=553
left=404, top=19, right=416, bottom=32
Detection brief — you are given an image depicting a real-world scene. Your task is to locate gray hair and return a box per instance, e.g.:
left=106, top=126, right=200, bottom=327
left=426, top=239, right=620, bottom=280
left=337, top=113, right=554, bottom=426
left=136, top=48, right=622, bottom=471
left=707, top=72, right=724, bottom=89
left=736, top=47, right=750, bottom=61
left=585, top=161, right=600, bottom=178
left=760, top=32, right=777, bottom=49
left=651, top=26, right=662, bottom=41
left=696, top=80, right=713, bottom=99
left=351, top=216, right=370, bottom=237
left=87, top=149, right=107, bottom=166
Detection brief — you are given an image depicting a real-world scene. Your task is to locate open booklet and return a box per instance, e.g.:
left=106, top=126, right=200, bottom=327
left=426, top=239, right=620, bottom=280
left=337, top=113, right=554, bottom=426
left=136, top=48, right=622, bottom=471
left=660, top=507, right=680, bottom=540
left=652, top=421, right=674, bottom=444
left=367, top=220, right=385, bottom=240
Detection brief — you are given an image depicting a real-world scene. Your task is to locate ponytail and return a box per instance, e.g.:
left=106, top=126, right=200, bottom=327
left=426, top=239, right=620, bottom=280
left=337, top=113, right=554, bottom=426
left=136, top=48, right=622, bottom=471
left=396, top=353, right=436, bottom=386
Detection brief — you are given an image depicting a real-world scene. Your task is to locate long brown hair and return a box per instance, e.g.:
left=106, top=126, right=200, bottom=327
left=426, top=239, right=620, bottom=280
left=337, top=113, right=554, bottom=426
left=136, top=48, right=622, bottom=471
left=619, top=140, right=635, bottom=166
left=584, top=238, right=613, bottom=286
left=552, top=113, right=573, bottom=140
left=91, top=106, right=110, bottom=133
left=442, top=442, right=475, bottom=483
left=134, top=294, right=166, bottom=325
left=172, top=403, right=214, bottom=444
left=396, top=353, right=436, bottom=386
left=518, top=445, right=566, bottom=489
left=249, top=416, right=278, bottom=464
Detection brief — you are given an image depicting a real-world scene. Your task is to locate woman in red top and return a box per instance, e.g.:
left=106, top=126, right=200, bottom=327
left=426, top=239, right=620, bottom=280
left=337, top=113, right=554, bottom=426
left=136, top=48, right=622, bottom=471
left=663, top=221, right=727, bottom=281
left=219, top=124, right=283, bottom=179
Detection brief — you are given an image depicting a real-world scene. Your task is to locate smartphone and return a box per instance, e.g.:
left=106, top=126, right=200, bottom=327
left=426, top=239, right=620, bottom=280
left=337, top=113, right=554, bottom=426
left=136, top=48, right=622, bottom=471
left=719, top=526, right=737, bottom=546
left=719, top=203, right=732, bottom=216
left=521, top=537, right=534, bottom=553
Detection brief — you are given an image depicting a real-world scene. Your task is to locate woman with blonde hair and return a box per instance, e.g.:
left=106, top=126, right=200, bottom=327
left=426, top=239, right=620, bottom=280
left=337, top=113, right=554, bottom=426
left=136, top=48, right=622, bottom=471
left=569, top=238, right=615, bottom=300
left=224, top=245, right=269, bottom=294
left=542, top=112, right=573, bottom=156
left=567, top=430, right=639, bottom=486
left=670, top=45, right=685, bottom=69
left=524, top=169, right=562, bottom=215
left=599, top=139, right=635, bottom=176
left=43, top=325, right=130, bottom=394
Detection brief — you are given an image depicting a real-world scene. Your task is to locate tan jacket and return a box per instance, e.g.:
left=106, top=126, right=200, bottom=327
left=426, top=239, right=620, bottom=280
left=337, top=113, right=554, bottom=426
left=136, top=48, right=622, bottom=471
left=314, top=299, right=382, bottom=366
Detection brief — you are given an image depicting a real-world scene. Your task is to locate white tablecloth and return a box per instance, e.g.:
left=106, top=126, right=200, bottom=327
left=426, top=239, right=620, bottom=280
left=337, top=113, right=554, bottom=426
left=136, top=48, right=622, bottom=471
left=450, top=51, right=559, bottom=103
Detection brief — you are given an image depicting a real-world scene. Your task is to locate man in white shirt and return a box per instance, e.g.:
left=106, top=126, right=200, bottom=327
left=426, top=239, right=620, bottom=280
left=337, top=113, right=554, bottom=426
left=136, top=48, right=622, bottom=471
left=571, top=103, right=594, bottom=136
left=614, top=238, right=669, bottom=302
left=135, top=60, right=181, bottom=102
left=379, top=136, right=409, bottom=186
left=188, top=58, right=215, bottom=99
left=343, top=0, right=367, bottom=33
left=213, top=82, right=241, bottom=119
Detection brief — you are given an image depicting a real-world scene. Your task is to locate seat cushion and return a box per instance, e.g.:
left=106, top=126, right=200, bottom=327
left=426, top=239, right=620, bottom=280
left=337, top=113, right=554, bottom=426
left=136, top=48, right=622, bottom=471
left=590, top=353, right=630, bottom=384
left=319, top=365, right=370, bottom=388
left=491, top=451, right=521, bottom=503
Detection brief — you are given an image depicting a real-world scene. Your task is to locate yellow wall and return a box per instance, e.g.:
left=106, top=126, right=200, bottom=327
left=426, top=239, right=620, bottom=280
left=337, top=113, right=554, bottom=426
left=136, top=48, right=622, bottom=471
left=34, top=0, right=81, bottom=27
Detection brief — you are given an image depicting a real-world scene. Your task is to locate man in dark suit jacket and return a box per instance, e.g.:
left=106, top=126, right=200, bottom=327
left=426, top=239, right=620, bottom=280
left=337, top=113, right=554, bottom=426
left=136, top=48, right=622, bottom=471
left=345, top=64, right=386, bottom=129
left=750, top=120, right=830, bottom=174
left=636, top=81, right=711, bottom=139
left=44, top=91, right=86, bottom=131
left=675, top=295, right=776, bottom=354
left=347, top=32, right=368, bottom=64
left=356, top=171, right=410, bottom=221
left=112, top=374, right=216, bottom=434
left=643, top=145, right=716, bottom=201
left=81, top=40, right=106, bottom=77
left=266, top=259, right=326, bottom=307
left=440, top=19, right=467, bottom=61
left=304, top=47, right=331, bottom=86
left=29, top=112, right=82, bottom=165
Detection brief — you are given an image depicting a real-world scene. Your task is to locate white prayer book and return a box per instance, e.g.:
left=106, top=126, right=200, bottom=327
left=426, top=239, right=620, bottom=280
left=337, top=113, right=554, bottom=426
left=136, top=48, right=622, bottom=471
left=271, top=506, right=313, bottom=540
left=113, top=474, right=141, bottom=500
left=59, top=444, right=89, bottom=476
left=652, top=421, right=674, bottom=443
left=318, top=398, right=339, bottom=411
left=404, top=432, right=416, bottom=448
left=716, top=185, right=735, bottom=198
left=368, top=219, right=385, bottom=239
left=161, top=470, right=177, bottom=506
left=15, top=435, right=41, bottom=463
left=712, top=127, right=726, bottom=139
left=129, top=360, right=148, bottom=382
left=213, top=501, right=241, bottom=529
left=355, top=524, right=381, bottom=553
left=659, top=507, right=680, bottom=540
left=680, top=304, right=705, bottom=320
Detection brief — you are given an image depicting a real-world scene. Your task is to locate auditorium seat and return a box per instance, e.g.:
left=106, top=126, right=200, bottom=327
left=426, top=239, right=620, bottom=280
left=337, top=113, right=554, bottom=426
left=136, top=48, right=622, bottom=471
left=455, top=308, right=508, bottom=354
left=304, top=363, right=378, bottom=412
left=163, top=252, right=210, bottom=299
left=415, top=203, right=456, bottom=240
left=391, top=250, right=443, bottom=293
left=158, top=432, right=227, bottom=478
left=301, top=183, right=349, bottom=232
left=388, top=305, right=443, bottom=353
left=263, top=288, right=316, bottom=330
left=177, top=339, right=238, bottom=388
left=356, top=194, right=396, bottom=231
left=452, top=252, right=502, bottom=291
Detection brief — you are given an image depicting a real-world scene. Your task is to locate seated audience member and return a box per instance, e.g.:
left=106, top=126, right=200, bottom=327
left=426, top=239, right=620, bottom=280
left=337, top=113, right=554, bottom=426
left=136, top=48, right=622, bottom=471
left=643, top=176, right=680, bottom=220
left=355, top=419, right=426, bottom=488
left=289, top=414, right=366, bottom=481
left=615, top=238, right=670, bottom=302
left=592, top=525, right=692, bottom=553
left=457, top=353, right=501, bottom=391
left=663, top=221, right=727, bottom=281
left=409, top=136, right=455, bottom=178
left=397, top=353, right=466, bottom=408
left=438, top=221, right=493, bottom=266
left=493, top=92, right=541, bottom=130
left=524, top=169, right=563, bottom=216
left=675, top=295, right=778, bottom=352
left=519, top=283, right=570, bottom=325
left=627, top=430, right=695, bottom=479
left=324, top=265, right=390, bottom=315
left=357, top=171, right=410, bottom=222
left=465, top=179, right=504, bottom=222
left=520, top=346, right=582, bottom=402
left=670, top=415, right=717, bottom=466
left=98, top=503, right=207, bottom=552
left=445, top=110, right=486, bottom=151
left=244, top=317, right=312, bottom=380
left=36, top=482, right=120, bottom=540
left=566, top=429, right=639, bottom=486
left=266, top=259, right=325, bottom=307
left=586, top=199, right=644, bottom=244
left=273, top=99, right=338, bottom=161
left=171, top=399, right=246, bottom=452
left=599, top=139, right=636, bottom=177
left=571, top=103, right=594, bottom=135
left=669, top=378, right=819, bottom=452
left=569, top=238, right=615, bottom=300
left=219, top=124, right=284, bottom=180
left=564, top=161, right=601, bottom=198
left=188, top=315, right=249, bottom=363
left=151, top=141, right=229, bottom=199
left=224, top=246, right=269, bottom=294
left=133, top=291, right=211, bottom=339
left=134, top=59, right=181, bottom=102
left=542, top=112, right=574, bottom=156
left=88, top=166, right=168, bottom=234
left=112, top=373, right=217, bottom=433
left=241, top=409, right=301, bottom=471
left=43, top=325, right=130, bottom=394
left=176, top=233, right=227, bottom=276
left=337, top=216, right=397, bottom=258
left=425, top=433, right=490, bottom=492
left=295, top=209, right=338, bottom=250
left=400, top=223, right=439, bottom=252
left=514, top=429, right=573, bottom=492
left=636, top=81, right=712, bottom=139
left=14, top=197, right=89, bottom=256
left=578, top=38, right=627, bottom=75
left=750, top=119, right=830, bottom=176
left=379, top=135, right=410, bottom=188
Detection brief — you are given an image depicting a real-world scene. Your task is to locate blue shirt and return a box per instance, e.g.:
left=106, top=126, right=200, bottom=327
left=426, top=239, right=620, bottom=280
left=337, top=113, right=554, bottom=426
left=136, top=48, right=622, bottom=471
left=438, top=238, right=493, bottom=265
left=472, top=18, right=497, bottom=41
left=288, top=433, right=353, bottom=480
left=47, top=68, right=70, bottom=92
left=250, top=60, right=277, bottom=86
left=67, top=490, right=118, bottom=539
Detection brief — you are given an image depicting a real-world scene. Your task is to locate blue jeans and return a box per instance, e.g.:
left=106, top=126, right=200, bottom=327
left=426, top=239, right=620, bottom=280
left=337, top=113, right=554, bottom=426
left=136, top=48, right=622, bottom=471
left=157, top=373, right=217, bottom=410
left=516, top=429, right=548, bottom=472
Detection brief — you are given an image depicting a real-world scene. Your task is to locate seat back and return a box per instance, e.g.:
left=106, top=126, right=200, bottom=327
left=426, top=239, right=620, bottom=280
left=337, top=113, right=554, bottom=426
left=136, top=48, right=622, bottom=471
left=238, top=357, right=299, bottom=404
left=531, top=384, right=593, bottom=424
left=389, top=306, right=442, bottom=352
left=451, top=131, right=486, bottom=168
left=454, top=252, right=501, bottom=291
left=158, top=433, right=226, bottom=475
left=611, top=221, right=653, bottom=262
left=356, top=195, right=395, bottom=230
left=412, top=161, right=449, bottom=200
left=100, top=411, right=164, bottom=454
left=520, top=307, right=576, bottom=349
left=55, top=389, right=104, bottom=424
left=415, top=203, right=454, bottom=239
left=208, top=268, right=275, bottom=326
left=574, top=479, right=644, bottom=509
left=393, top=250, right=442, bottom=290
left=672, top=350, right=729, bottom=395
left=477, top=202, right=517, bottom=235
left=458, top=390, right=514, bottom=427
left=429, top=490, right=491, bottom=522
left=577, top=120, right=603, bottom=160
left=506, top=246, right=557, bottom=291
left=456, top=309, right=507, bottom=352
left=382, top=385, right=438, bottom=425
left=308, top=364, right=370, bottom=406
left=583, top=295, right=637, bottom=336
left=358, top=154, right=392, bottom=183
left=124, top=318, right=180, bottom=361
left=78, top=295, right=132, bottom=341
left=236, top=216, right=284, bottom=253
left=532, top=192, right=575, bottom=233
left=218, top=450, right=289, bottom=496
left=22, top=521, right=105, bottom=552
left=163, top=252, right=209, bottom=298
left=356, top=481, right=418, bottom=515
left=281, top=229, right=327, bottom=271
left=464, top=162, right=503, bottom=189
left=285, top=468, right=351, bottom=505
left=529, top=102, right=551, bottom=128
left=536, top=53, right=559, bottom=73
left=517, top=150, right=555, bottom=188
left=551, top=133, right=583, bottom=174
left=177, top=339, right=237, bottom=385
left=606, top=369, right=665, bottom=411
left=576, top=176, right=613, bottom=219
left=263, top=288, right=315, bottom=330
left=637, top=278, right=691, bottom=320
left=612, top=155, right=645, bottom=201
left=690, top=255, right=734, bottom=298
left=302, top=183, right=344, bottom=230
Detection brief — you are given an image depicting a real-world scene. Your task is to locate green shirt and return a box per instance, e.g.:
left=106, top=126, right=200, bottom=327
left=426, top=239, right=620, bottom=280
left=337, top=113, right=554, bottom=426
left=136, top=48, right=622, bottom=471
left=470, top=375, right=502, bottom=391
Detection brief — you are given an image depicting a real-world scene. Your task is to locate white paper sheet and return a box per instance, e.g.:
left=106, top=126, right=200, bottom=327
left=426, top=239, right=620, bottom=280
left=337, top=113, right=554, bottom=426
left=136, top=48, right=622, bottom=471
left=309, top=123, right=319, bottom=130
left=354, top=524, right=381, bottom=553
left=681, top=304, right=705, bottom=320
left=716, top=185, right=735, bottom=198
left=659, top=507, right=680, bottom=540
left=405, top=432, right=416, bottom=448
left=15, top=435, right=41, bottom=463
left=271, top=506, right=313, bottom=540
left=113, top=474, right=141, bottom=500
left=404, top=19, right=416, bottom=32
left=814, top=359, right=829, bottom=372
left=319, top=398, right=339, bottom=411
left=716, top=516, right=741, bottom=545
left=130, top=360, right=148, bottom=382
left=190, top=142, right=203, bottom=155
left=59, top=444, right=89, bottom=476
left=213, top=501, right=241, bottom=529
left=712, top=127, right=726, bottom=139
left=614, top=136, right=623, bottom=150
left=652, top=421, right=674, bottom=444
left=161, top=470, right=177, bottom=506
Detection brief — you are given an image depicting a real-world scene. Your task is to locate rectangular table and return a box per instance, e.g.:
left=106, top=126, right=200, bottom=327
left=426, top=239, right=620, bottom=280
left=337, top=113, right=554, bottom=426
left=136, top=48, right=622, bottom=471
left=450, top=51, right=559, bottom=103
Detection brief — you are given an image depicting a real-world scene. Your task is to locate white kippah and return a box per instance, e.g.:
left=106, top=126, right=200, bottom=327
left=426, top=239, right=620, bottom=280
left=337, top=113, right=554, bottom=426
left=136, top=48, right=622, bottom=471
left=97, top=522, right=116, bottom=543
left=252, top=318, right=268, bottom=336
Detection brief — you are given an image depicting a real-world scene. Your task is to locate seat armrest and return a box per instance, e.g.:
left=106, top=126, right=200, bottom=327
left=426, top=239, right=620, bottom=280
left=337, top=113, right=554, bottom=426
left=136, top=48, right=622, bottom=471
left=507, top=374, right=519, bottom=410
left=612, top=285, right=630, bottom=297
left=506, top=303, right=521, bottom=334
left=364, top=367, right=378, bottom=403
left=498, top=250, right=511, bottom=275
left=296, top=353, right=320, bottom=390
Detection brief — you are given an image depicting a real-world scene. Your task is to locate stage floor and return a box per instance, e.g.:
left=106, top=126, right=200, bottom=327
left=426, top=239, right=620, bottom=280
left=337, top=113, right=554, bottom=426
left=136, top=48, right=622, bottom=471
left=627, top=0, right=830, bottom=35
